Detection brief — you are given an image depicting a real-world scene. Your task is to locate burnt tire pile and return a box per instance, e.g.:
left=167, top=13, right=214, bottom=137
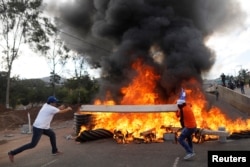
left=75, top=129, right=114, bottom=142
left=74, top=113, right=95, bottom=135
left=227, top=130, right=250, bottom=140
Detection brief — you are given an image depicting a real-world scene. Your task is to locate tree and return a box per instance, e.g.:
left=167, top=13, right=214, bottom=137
left=9, top=77, right=48, bottom=108
left=72, top=53, right=88, bottom=78
left=65, top=75, right=99, bottom=104
left=238, top=69, right=248, bottom=81
left=0, top=0, right=55, bottom=108
left=45, top=32, right=70, bottom=96
left=70, top=53, right=101, bottom=103
left=0, top=71, right=8, bottom=104
left=49, top=71, right=61, bottom=96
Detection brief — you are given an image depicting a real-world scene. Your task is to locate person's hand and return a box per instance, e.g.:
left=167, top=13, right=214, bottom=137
left=58, top=106, right=72, bottom=114
left=58, top=105, right=66, bottom=110
left=67, top=106, right=72, bottom=111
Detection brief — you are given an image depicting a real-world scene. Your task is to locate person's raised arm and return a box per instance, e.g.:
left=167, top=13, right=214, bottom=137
left=57, top=105, right=72, bottom=114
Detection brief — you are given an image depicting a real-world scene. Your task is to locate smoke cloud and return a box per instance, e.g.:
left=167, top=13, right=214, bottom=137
left=44, top=0, right=246, bottom=102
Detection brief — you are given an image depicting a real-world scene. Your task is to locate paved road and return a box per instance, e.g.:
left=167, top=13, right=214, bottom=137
left=234, top=86, right=250, bottom=97
left=1, top=121, right=250, bottom=167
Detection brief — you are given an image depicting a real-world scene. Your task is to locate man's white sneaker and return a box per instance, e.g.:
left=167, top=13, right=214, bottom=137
left=184, top=153, right=195, bottom=160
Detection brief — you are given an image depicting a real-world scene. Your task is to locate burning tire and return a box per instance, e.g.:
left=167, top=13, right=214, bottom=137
left=75, top=128, right=113, bottom=142
left=228, top=130, right=250, bottom=139
left=74, top=113, right=96, bottom=135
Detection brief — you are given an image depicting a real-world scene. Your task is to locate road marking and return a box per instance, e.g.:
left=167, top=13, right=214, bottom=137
left=172, top=157, right=180, bottom=167
left=40, top=159, right=58, bottom=167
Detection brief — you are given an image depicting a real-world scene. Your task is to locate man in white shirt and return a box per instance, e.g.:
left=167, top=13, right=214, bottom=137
left=8, top=96, right=72, bottom=163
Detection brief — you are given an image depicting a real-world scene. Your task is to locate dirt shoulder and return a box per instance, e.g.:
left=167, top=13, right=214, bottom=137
left=0, top=105, right=79, bottom=132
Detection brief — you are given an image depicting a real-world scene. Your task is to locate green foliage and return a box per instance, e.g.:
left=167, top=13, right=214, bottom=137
left=8, top=78, right=49, bottom=107
left=0, top=0, right=57, bottom=108
left=0, top=72, right=8, bottom=103
left=0, top=1, right=100, bottom=108
left=0, top=74, right=100, bottom=108
left=20, top=98, right=29, bottom=106
left=0, top=0, right=54, bottom=53
left=64, top=75, right=99, bottom=104
left=238, top=69, right=249, bottom=82
left=50, top=72, right=61, bottom=85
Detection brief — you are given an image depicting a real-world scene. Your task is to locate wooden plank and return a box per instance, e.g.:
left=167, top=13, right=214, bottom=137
left=140, top=128, right=156, bottom=136
left=80, top=104, right=178, bottom=112
left=201, top=129, right=230, bottom=137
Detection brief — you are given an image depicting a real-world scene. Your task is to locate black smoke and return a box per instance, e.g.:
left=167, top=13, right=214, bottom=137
left=45, top=0, right=246, bottom=103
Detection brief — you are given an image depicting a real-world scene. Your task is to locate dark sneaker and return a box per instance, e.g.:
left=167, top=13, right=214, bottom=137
left=8, top=152, right=14, bottom=163
left=52, top=151, right=63, bottom=156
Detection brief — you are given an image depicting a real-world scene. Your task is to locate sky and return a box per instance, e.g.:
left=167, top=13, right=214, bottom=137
left=3, top=0, right=250, bottom=80
left=205, top=0, right=250, bottom=79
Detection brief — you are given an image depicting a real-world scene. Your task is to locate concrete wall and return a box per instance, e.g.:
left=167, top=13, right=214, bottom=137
left=218, top=86, right=250, bottom=115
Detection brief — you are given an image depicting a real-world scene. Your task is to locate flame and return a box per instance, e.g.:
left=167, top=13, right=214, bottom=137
left=120, top=59, right=161, bottom=104
left=80, top=59, right=250, bottom=140
left=94, top=91, right=116, bottom=105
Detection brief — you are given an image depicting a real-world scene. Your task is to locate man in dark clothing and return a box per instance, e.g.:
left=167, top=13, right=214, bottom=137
left=221, top=73, right=226, bottom=87
left=240, top=80, right=245, bottom=94
left=215, top=87, right=219, bottom=101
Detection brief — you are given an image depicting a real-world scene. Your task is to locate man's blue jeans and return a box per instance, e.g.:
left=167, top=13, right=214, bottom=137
left=178, top=127, right=196, bottom=154
left=10, top=126, right=58, bottom=155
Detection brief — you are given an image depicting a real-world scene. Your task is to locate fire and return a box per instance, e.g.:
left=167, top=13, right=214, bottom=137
left=120, top=59, right=161, bottom=104
left=80, top=59, right=250, bottom=141
left=94, top=91, right=115, bottom=105
left=90, top=112, right=177, bottom=140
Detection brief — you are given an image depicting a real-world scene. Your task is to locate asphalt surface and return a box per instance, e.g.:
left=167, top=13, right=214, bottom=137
left=1, top=124, right=250, bottom=167
left=1, top=116, right=250, bottom=167
left=0, top=88, right=250, bottom=167
left=234, top=86, right=250, bottom=97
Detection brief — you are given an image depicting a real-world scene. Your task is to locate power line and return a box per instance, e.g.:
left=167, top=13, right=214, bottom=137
left=38, top=18, right=113, bottom=54
left=58, top=29, right=113, bottom=54
left=1, top=4, right=113, bottom=55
